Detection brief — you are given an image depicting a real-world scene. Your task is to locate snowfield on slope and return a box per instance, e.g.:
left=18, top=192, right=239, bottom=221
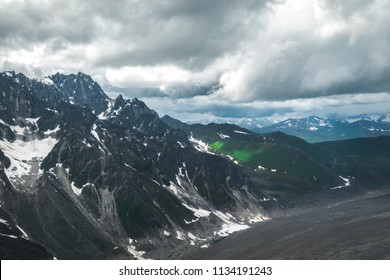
left=0, top=137, right=58, bottom=185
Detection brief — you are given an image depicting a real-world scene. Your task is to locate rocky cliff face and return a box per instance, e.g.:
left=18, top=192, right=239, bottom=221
left=0, top=71, right=274, bottom=259
left=3, top=71, right=109, bottom=114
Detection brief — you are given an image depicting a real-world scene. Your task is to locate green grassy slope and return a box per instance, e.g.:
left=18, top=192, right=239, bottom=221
left=162, top=117, right=390, bottom=198
left=187, top=124, right=343, bottom=196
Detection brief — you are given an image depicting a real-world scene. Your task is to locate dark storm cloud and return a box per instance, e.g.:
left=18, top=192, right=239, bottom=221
left=0, top=0, right=97, bottom=46
left=169, top=102, right=284, bottom=119
left=215, top=0, right=390, bottom=102
left=0, top=0, right=273, bottom=83
left=324, top=0, right=373, bottom=18
left=1, top=0, right=390, bottom=113
left=91, top=0, right=274, bottom=70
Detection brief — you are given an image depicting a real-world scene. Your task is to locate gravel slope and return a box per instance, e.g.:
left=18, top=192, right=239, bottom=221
left=182, top=193, right=390, bottom=260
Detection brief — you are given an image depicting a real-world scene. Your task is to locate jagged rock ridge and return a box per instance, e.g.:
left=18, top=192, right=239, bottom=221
left=0, top=71, right=273, bottom=259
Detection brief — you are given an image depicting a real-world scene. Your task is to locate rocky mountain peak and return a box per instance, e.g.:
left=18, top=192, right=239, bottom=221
left=0, top=70, right=275, bottom=259
left=0, top=75, right=45, bottom=123
left=112, top=94, right=126, bottom=110
left=0, top=71, right=111, bottom=115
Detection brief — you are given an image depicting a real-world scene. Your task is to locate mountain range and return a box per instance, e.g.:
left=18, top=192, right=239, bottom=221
left=1, top=71, right=390, bottom=259
left=0, top=71, right=273, bottom=259
left=222, top=114, right=390, bottom=143
left=162, top=115, right=390, bottom=197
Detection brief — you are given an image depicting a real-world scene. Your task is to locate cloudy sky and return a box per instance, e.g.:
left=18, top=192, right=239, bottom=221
left=1, top=0, right=390, bottom=124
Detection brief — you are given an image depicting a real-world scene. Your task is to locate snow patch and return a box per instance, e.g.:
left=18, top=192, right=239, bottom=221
left=97, top=112, right=105, bottom=120
left=127, top=239, right=146, bottom=260
left=177, top=141, right=186, bottom=148
left=184, top=218, right=199, bottom=224
left=41, top=77, right=54, bottom=85
left=182, top=203, right=211, bottom=218
left=225, top=155, right=234, bottom=161
left=0, top=118, right=8, bottom=126
left=218, top=223, right=249, bottom=236
left=344, top=116, right=362, bottom=123
left=331, top=176, right=351, bottom=190
left=249, top=214, right=269, bottom=224
left=82, top=139, right=92, bottom=147
left=82, top=182, right=94, bottom=188
left=188, top=232, right=198, bottom=240
left=189, top=133, right=214, bottom=154
left=71, top=182, right=84, bottom=196
left=213, top=211, right=249, bottom=237
left=187, top=232, right=206, bottom=242
left=318, top=120, right=328, bottom=126
left=168, top=182, right=180, bottom=196
left=0, top=233, right=18, bottom=239
left=10, top=125, right=26, bottom=135
left=91, top=124, right=109, bottom=153
left=175, top=175, right=184, bottom=189
left=45, top=108, right=58, bottom=114
left=234, top=130, right=249, bottom=135
left=1, top=137, right=58, bottom=183
left=44, top=125, right=60, bottom=135
left=16, top=225, right=28, bottom=238
left=176, top=231, right=185, bottom=240
left=25, top=117, right=40, bottom=125
left=149, top=178, right=160, bottom=186
left=217, top=132, right=230, bottom=139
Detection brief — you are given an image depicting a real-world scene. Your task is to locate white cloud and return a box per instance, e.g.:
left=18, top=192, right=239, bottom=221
left=137, top=92, right=390, bottom=124
left=106, top=65, right=191, bottom=88
left=216, top=0, right=390, bottom=102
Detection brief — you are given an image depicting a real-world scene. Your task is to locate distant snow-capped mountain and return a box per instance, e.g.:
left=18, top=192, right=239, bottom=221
left=251, top=114, right=390, bottom=142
